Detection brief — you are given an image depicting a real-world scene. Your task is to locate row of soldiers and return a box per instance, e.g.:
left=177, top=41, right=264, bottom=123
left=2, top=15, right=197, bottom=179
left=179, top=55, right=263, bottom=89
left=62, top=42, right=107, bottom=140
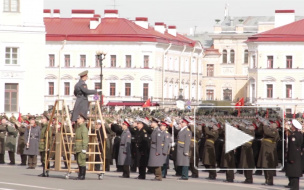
left=0, top=110, right=303, bottom=189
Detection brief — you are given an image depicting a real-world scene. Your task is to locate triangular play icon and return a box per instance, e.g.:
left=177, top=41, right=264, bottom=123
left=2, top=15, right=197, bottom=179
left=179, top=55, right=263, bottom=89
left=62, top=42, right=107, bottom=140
left=225, top=122, right=254, bottom=153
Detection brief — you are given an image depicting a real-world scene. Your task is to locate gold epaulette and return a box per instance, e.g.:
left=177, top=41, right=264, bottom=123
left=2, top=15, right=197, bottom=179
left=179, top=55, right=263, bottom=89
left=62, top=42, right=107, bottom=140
left=143, top=129, right=146, bottom=133
left=166, top=131, right=168, bottom=133
left=187, top=128, right=190, bottom=131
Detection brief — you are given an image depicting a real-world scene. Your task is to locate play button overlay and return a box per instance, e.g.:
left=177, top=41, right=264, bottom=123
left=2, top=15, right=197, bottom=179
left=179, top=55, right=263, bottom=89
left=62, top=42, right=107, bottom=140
left=225, top=122, right=254, bottom=153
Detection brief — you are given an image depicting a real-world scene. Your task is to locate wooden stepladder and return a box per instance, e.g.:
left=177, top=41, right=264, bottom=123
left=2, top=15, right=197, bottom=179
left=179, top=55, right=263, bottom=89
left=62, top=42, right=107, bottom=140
left=45, top=100, right=107, bottom=180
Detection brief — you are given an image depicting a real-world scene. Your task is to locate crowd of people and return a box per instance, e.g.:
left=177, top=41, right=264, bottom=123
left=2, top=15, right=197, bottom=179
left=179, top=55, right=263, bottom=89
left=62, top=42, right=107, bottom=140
left=0, top=108, right=303, bottom=189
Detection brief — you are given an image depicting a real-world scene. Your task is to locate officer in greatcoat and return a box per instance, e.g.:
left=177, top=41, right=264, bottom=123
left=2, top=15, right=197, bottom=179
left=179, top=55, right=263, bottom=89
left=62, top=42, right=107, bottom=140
left=5, top=120, right=18, bottom=165
left=257, top=120, right=279, bottom=186
left=24, top=116, right=41, bottom=169
left=161, top=121, right=171, bottom=178
left=285, top=119, right=303, bottom=190
left=73, top=114, right=89, bottom=180
left=134, top=118, right=150, bottom=179
left=239, top=122, right=255, bottom=184
left=118, top=119, right=132, bottom=178
left=176, top=117, right=192, bottom=180
left=147, top=118, right=164, bottom=181
left=202, top=122, right=219, bottom=180
left=111, top=122, right=123, bottom=172
left=71, top=70, right=100, bottom=122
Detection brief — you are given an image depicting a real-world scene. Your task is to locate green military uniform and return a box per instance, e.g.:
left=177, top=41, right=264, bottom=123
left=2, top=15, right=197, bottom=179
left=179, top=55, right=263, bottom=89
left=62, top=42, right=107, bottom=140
left=257, top=123, right=279, bottom=185
left=38, top=123, right=52, bottom=177
left=5, top=123, right=18, bottom=164
left=0, top=123, right=7, bottom=163
left=17, top=122, right=27, bottom=165
left=74, top=123, right=89, bottom=180
left=202, top=125, right=219, bottom=179
left=220, top=126, right=235, bottom=182
left=189, top=124, right=201, bottom=178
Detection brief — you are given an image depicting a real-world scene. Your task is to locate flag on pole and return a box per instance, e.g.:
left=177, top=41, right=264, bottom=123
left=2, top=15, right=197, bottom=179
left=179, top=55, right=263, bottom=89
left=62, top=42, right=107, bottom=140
left=142, top=98, right=151, bottom=108
left=284, top=111, right=286, bottom=118
left=18, top=107, right=22, bottom=122
left=266, top=109, right=269, bottom=118
left=235, top=97, right=244, bottom=116
left=293, top=106, right=297, bottom=119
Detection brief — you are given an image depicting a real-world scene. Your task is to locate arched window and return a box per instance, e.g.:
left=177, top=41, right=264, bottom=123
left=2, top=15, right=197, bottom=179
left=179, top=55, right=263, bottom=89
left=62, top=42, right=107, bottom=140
left=244, top=50, right=248, bottom=64
left=222, top=49, right=227, bottom=63
left=230, top=50, right=235, bottom=63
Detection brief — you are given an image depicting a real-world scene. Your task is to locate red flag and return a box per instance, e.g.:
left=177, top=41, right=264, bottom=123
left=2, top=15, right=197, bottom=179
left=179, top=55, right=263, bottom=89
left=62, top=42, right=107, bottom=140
left=235, top=97, right=244, bottom=108
left=284, top=111, right=286, bottom=118
left=18, top=107, right=22, bottom=122
left=235, top=98, right=244, bottom=116
left=302, top=112, right=304, bottom=118
left=265, top=109, right=269, bottom=118
left=293, top=111, right=296, bottom=119
left=142, top=98, right=151, bottom=108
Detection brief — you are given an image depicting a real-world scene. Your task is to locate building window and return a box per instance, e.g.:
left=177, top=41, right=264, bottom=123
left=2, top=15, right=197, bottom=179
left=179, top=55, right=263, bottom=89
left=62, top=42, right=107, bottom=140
left=143, top=83, right=149, bottom=100
left=49, top=54, right=55, bottom=67
left=244, top=50, right=248, bottom=64
left=267, top=84, right=273, bottom=98
left=110, top=83, right=116, bottom=96
left=207, top=64, right=214, bottom=76
left=5, top=47, right=18, bottom=64
left=222, top=49, right=227, bottom=63
left=286, top=108, right=292, bottom=115
left=286, top=84, right=292, bottom=98
left=286, top=56, right=292, bottom=69
left=144, top=55, right=149, bottom=68
left=230, top=50, right=235, bottom=63
left=49, top=82, right=54, bottom=95
left=267, top=56, right=273, bottom=69
left=125, top=83, right=131, bottom=96
left=4, top=83, right=18, bottom=112
left=3, top=0, right=19, bottom=12
left=64, top=55, right=70, bottom=67
left=223, top=88, right=232, bottom=101
left=64, top=82, right=70, bottom=96
left=111, top=55, right=116, bottom=67
left=126, top=55, right=131, bottom=68
left=95, top=83, right=101, bottom=90
left=206, top=90, right=214, bottom=100
left=80, top=55, right=86, bottom=67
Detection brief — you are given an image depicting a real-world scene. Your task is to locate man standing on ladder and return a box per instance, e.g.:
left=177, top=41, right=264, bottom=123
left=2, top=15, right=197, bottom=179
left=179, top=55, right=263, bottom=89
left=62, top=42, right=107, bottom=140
left=71, top=70, right=101, bottom=123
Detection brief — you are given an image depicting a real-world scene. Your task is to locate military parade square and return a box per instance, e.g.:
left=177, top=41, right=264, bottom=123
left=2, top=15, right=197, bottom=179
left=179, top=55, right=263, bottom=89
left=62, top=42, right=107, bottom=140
left=2, top=0, right=304, bottom=189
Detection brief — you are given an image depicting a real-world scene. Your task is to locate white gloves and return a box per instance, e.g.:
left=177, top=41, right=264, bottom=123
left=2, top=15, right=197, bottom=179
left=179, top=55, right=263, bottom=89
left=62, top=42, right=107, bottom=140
left=82, top=150, right=86, bottom=153
left=97, top=89, right=102, bottom=92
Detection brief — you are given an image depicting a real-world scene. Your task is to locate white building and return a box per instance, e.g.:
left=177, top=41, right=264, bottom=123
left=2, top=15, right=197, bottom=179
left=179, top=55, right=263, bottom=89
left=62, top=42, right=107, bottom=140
left=0, top=0, right=46, bottom=114
left=246, top=12, right=304, bottom=114
left=44, top=9, right=203, bottom=110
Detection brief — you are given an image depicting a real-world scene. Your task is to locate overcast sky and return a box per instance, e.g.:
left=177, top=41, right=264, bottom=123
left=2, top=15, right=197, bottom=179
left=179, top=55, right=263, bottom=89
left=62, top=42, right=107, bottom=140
left=44, top=0, right=304, bottom=34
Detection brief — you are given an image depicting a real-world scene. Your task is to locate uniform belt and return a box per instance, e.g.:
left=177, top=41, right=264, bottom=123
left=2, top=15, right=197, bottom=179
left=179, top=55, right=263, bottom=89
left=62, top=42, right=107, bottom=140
left=120, top=144, right=125, bottom=146
left=191, top=139, right=198, bottom=143
left=178, top=141, right=185, bottom=144
left=206, top=139, right=214, bottom=144
left=263, top=139, right=275, bottom=144
left=246, top=141, right=252, bottom=144
left=76, top=140, right=83, bottom=142
left=151, top=142, right=156, bottom=144
left=40, top=139, right=45, bottom=142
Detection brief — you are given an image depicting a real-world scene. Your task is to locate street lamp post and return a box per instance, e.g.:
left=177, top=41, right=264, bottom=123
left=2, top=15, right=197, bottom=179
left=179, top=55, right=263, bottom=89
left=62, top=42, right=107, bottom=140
left=96, top=52, right=106, bottom=105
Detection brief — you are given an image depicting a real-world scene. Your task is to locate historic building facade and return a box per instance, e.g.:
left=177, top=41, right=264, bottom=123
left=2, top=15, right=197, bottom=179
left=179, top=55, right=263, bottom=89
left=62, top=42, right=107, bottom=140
left=44, top=9, right=203, bottom=110
left=247, top=16, right=304, bottom=114
left=0, top=0, right=46, bottom=114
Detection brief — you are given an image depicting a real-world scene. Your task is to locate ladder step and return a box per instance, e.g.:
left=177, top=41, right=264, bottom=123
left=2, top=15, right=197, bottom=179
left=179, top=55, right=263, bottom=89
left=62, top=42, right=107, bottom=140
left=88, top=143, right=99, bottom=145
left=86, top=162, right=103, bottom=164
left=86, top=152, right=102, bottom=154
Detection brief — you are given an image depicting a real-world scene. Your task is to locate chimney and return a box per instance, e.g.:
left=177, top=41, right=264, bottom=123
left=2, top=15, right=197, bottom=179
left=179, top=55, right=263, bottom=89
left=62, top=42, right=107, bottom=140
left=71, top=10, right=95, bottom=18
left=168, top=26, right=177, bottom=36
left=155, top=22, right=166, bottom=34
left=43, top=9, right=51, bottom=17
left=104, top=10, right=118, bottom=18
left=53, top=9, right=60, bottom=18
left=90, top=14, right=101, bottom=29
left=135, top=17, right=149, bottom=29
left=275, top=10, right=295, bottom=28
